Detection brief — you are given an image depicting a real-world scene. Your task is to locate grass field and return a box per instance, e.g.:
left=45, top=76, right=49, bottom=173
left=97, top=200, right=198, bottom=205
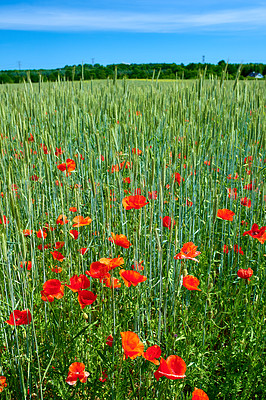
left=0, top=78, right=265, bottom=400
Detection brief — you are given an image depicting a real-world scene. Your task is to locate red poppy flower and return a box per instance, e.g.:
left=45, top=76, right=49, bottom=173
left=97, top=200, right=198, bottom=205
left=161, top=216, right=176, bottom=230
left=131, top=260, right=144, bottom=271
left=244, top=183, right=256, bottom=190
left=99, top=256, right=124, bottom=270
left=30, top=175, right=39, bottom=182
left=121, top=331, right=144, bottom=360
left=28, top=133, right=34, bottom=142
left=57, top=158, right=76, bottom=176
left=36, top=229, right=47, bottom=239
left=66, top=362, right=89, bottom=385
left=50, top=265, right=62, bottom=273
left=183, top=275, right=201, bottom=291
left=86, top=262, right=109, bottom=279
left=217, top=209, right=235, bottom=221
left=240, top=197, right=251, bottom=208
left=41, top=279, right=64, bottom=302
left=66, top=274, right=90, bottom=292
left=20, top=261, right=32, bottom=271
left=78, top=248, right=89, bottom=255
left=223, top=245, right=229, bottom=254
left=23, top=229, right=33, bottom=236
left=237, top=268, right=253, bottom=281
left=119, top=269, right=147, bottom=287
left=173, top=172, right=184, bottom=186
left=78, top=290, right=97, bottom=309
left=50, top=251, right=65, bottom=262
left=108, top=232, right=132, bottom=248
left=106, top=335, right=113, bottom=347
left=123, top=177, right=131, bottom=184
left=72, top=216, right=92, bottom=227
left=54, top=241, right=65, bottom=249
left=233, top=245, right=244, bottom=255
left=192, top=387, right=209, bottom=400
left=5, top=309, right=32, bottom=326
left=143, top=345, right=161, bottom=365
left=122, top=195, right=148, bottom=210
left=132, top=148, right=142, bottom=155
left=0, top=377, right=7, bottom=393
left=56, top=214, right=69, bottom=225
left=69, top=207, right=77, bottom=212
left=186, top=199, right=193, bottom=206
left=227, top=188, right=237, bottom=199
left=154, top=355, right=186, bottom=381
left=148, top=191, right=157, bottom=200
left=174, top=242, right=201, bottom=262
left=99, top=370, right=108, bottom=382
left=55, top=147, right=64, bottom=157
left=243, top=224, right=266, bottom=243
left=102, top=276, right=121, bottom=289
left=69, top=229, right=79, bottom=240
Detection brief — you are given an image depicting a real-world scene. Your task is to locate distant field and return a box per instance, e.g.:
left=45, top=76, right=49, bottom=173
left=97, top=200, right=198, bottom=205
left=0, top=78, right=265, bottom=399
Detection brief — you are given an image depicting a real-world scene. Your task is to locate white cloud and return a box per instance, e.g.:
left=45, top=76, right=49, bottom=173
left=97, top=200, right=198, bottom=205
left=0, top=6, right=265, bottom=32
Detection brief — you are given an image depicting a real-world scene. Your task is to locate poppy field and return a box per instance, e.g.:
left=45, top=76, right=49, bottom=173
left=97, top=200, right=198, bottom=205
left=0, top=78, right=265, bottom=400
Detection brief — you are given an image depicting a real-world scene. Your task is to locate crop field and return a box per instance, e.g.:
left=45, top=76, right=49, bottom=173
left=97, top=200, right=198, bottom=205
left=0, top=77, right=265, bottom=400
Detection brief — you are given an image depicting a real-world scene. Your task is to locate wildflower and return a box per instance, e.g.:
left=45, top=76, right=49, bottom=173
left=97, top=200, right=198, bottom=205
left=240, top=197, right=251, bottom=208
left=237, top=268, right=253, bottom=281
left=5, top=309, right=32, bottom=326
left=36, top=229, right=47, bottom=239
left=173, top=172, right=184, bottom=186
left=131, top=260, right=144, bottom=271
left=23, top=229, right=33, bottom=236
left=174, top=242, right=201, bottom=262
left=50, top=266, right=62, bottom=273
left=86, top=262, right=109, bottom=279
left=108, top=232, right=132, bottom=248
left=154, top=355, right=186, bottom=381
left=121, top=331, right=144, bottom=360
left=41, top=279, right=64, bottom=302
left=50, top=251, right=65, bottom=262
left=78, top=290, right=97, bottom=309
left=69, top=229, right=79, bottom=240
left=55, top=147, right=64, bottom=156
left=30, top=175, right=39, bottom=182
left=99, top=370, right=108, bottom=382
left=217, top=209, right=235, bottom=221
left=132, top=148, right=142, bottom=155
left=69, top=207, right=77, bottom=212
left=54, top=241, right=65, bottom=250
left=143, top=345, right=161, bottom=365
left=0, top=377, right=7, bottom=393
left=0, top=216, right=9, bottom=225
left=122, top=195, right=148, bottom=210
left=233, top=245, right=244, bottom=255
left=99, top=256, right=124, bottom=270
left=20, top=261, right=32, bottom=271
left=56, top=214, right=69, bottom=225
left=227, top=188, right=237, bottom=199
left=119, top=269, right=147, bottom=287
left=78, top=247, right=89, bottom=255
left=148, top=191, right=157, bottom=200
left=66, top=274, right=90, bottom=292
left=123, top=177, right=131, bottom=184
left=57, top=158, right=76, bottom=176
left=192, top=388, right=209, bottom=400
left=183, top=275, right=201, bottom=291
left=161, top=216, right=176, bottom=230
left=243, top=223, right=266, bottom=243
left=66, top=362, right=89, bottom=386
left=223, top=244, right=229, bottom=254
left=72, top=216, right=92, bottom=227
left=106, top=335, right=113, bottom=347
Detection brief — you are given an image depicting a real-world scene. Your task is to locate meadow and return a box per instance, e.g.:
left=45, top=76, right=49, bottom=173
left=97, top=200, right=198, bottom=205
left=0, top=77, right=265, bottom=400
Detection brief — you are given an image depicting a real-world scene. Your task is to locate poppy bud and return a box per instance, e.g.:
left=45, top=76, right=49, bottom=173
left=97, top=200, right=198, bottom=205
left=182, top=269, right=188, bottom=277
left=83, top=313, right=88, bottom=320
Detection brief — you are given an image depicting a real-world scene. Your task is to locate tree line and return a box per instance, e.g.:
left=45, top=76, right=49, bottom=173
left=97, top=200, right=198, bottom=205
left=0, top=61, right=265, bottom=84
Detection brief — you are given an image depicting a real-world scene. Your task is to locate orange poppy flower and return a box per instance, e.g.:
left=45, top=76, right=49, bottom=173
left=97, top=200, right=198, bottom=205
left=122, top=195, right=148, bottom=210
left=132, top=148, right=142, bottom=155
left=243, top=223, right=266, bottom=244
left=217, top=209, right=235, bottom=221
left=174, top=242, right=201, bottom=262
left=41, top=279, right=64, bottom=302
left=237, top=268, right=253, bottom=281
left=54, top=241, right=65, bottom=249
left=66, top=362, right=89, bottom=385
left=86, top=262, right=109, bottom=279
left=183, top=275, right=201, bottom=291
left=69, top=207, right=77, bottom=212
left=192, top=388, right=209, bottom=400
left=5, top=309, right=32, bottom=326
left=50, top=251, right=65, bottom=262
left=56, top=214, right=69, bottom=225
left=108, top=233, right=132, bottom=248
left=154, top=355, right=186, bottom=381
left=50, top=265, right=62, bottom=273
left=23, top=229, right=33, bottom=236
left=20, top=261, right=32, bottom=271
left=72, top=216, right=92, bottom=227
left=57, top=158, right=76, bottom=176
left=0, top=376, right=7, bottom=393
left=191, top=388, right=209, bottom=400
left=78, top=290, right=97, bottom=309
left=66, top=274, right=90, bottom=292
left=99, top=256, right=124, bottom=270
left=119, top=269, right=147, bottom=287
left=161, top=216, right=176, bottom=230
left=69, top=229, right=79, bottom=240
left=121, top=331, right=144, bottom=360
left=143, top=345, right=161, bottom=365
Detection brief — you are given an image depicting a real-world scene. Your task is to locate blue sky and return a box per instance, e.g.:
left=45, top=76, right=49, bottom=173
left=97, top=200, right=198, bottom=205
left=0, top=0, right=265, bottom=70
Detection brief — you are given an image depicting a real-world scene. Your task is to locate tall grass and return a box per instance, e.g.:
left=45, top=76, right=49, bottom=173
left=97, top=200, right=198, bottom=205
left=0, top=77, right=265, bottom=399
